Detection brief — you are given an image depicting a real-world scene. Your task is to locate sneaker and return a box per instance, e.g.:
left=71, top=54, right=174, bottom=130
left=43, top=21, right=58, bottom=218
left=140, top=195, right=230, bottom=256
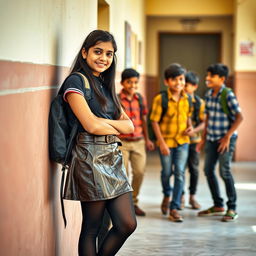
left=198, top=206, right=225, bottom=216
left=221, top=210, right=238, bottom=222
left=161, top=196, right=170, bottom=215
left=189, top=198, right=201, bottom=210
left=169, top=209, right=183, bottom=222
left=134, top=205, right=146, bottom=216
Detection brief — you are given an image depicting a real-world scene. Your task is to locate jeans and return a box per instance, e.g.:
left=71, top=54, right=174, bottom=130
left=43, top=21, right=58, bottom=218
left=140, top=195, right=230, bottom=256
left=159, top=143, right=189, bottom=210
left=187, top=143, right=200, bottom=195
left=204, top=136, right=237, bottom=210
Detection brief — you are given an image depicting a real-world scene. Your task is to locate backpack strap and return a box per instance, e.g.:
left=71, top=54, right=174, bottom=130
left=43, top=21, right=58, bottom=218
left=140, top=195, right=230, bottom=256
left=60, top=71, right=91, bottom=228
left=73, top=72, right=91, bottom=100
left=73, top=72, right=90, bottom=89
left=60, top=165, right=68, bottom=227
left=192, top=94, right=202, bottom=126
left=159, top=90, right=168, bottom=123
left=220, top=87, right=232, bottom=117
left=135, top=92, right=144, bottom=120
left=160, top=91, right=193, bottom=123
left=147, top=90, right=168, bottom=141
left=117, top=92, right=144, bottom=120
left=187, top=94, right=193, bottom=109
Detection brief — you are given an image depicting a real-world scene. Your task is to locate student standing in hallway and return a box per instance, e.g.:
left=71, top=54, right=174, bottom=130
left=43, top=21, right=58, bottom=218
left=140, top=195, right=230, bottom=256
left=118, top=68, right=154, bottom=216
left=150, top=63, right=193, bottom=222
left=197, top=63, right=243, bottom=222
left=62, top=30, right=137, bottom=255
left=181, top=71, right=205, bottom=210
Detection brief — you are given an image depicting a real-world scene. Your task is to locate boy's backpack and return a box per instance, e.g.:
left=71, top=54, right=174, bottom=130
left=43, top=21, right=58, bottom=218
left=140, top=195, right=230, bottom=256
left=48, top=72, right=90, bottom=227
left=192, top=88, right=233, bottom=126
left=147, top=91, right=168, bottom=141
left=148, top=91, right=193, bottom=141
left=191, top=94, right=202, bottom=127
left=220, top=87, right=232, bottom=118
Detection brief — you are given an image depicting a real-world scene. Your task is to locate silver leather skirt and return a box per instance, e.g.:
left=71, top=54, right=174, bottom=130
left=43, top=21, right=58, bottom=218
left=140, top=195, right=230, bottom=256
left=63, top=132, right=132, bottom=201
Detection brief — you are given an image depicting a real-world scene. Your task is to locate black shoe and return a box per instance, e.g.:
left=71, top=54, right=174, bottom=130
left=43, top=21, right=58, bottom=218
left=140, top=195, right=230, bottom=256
left=134, top=205, right=146, bottom=216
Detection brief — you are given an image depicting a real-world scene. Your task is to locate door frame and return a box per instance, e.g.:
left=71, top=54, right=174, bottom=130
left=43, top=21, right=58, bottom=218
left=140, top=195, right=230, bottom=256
left=157, top=31, right=222, bottom=88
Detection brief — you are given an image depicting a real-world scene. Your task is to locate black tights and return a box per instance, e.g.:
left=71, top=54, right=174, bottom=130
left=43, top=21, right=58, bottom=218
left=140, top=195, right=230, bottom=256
left=78, top=192, right=137, bottom=256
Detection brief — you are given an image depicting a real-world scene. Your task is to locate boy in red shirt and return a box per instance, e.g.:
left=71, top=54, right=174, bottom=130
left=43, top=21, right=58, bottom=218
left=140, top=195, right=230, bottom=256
left=118, top=68, right=154, bottom=216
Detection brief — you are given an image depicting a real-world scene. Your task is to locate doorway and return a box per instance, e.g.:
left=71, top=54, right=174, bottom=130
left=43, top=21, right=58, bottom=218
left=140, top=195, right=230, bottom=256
left=98, top=0, right=109, bottom=31
left=159, top=33, right=221, bottom=97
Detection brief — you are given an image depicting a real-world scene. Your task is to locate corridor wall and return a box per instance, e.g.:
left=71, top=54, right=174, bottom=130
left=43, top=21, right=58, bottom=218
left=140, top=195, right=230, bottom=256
left=145, top=0, right=256, bottom=161
left=234, top=0, right=256, bottom=161
left=0, top=0, right=146, bottom=255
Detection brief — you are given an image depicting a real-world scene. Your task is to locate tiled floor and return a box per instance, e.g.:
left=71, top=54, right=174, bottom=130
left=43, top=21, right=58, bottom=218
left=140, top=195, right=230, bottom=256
left=118, top=152, right=256, bottom=256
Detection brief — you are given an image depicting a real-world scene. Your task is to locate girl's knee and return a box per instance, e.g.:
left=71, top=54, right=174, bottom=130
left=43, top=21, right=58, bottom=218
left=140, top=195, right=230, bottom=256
left=116, top=218, right=137, bottom=236
left=124, top=218, right=137, bottom=235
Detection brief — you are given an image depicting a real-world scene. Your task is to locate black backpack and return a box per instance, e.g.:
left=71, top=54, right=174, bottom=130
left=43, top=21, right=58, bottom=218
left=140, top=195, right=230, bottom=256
left=49, top=72, right=90, bottom=165
left=136, top=92, right=144, bottom=120
left=148, top=91, right=193, bottom=141
left=48, top=72, right=90, bottom=227
left=191, top=94, right=202, bottom=127
left=147, top=91, right=169, bottom=141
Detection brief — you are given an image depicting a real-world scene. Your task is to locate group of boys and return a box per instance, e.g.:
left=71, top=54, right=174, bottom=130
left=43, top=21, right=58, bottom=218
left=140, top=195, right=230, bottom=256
left=118, top=63, right=243, bottom=223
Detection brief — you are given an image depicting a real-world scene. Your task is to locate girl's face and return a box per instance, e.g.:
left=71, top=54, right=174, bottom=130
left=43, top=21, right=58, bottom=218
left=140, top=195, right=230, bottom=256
left=82, top=41, right=114, bottom=76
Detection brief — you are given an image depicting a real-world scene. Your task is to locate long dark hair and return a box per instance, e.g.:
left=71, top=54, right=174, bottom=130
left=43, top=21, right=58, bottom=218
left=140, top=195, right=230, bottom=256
left=70, top=30, right=121, bottom=119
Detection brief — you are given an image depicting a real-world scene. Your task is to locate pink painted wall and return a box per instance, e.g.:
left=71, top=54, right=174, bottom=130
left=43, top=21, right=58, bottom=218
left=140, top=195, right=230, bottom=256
left=235, top=72, right=256, bottom=161
left=0, top=61, right=81, bottom=256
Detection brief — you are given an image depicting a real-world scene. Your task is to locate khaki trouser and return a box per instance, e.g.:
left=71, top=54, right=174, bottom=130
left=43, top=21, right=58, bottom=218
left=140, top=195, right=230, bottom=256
left=119, top=139, right=146, bottom=205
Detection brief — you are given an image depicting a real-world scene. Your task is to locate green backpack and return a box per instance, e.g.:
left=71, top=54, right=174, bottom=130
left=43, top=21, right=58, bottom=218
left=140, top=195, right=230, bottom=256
left=147, top=91, right=193, bottom=141
left=220, top=87, right=232, bottom=117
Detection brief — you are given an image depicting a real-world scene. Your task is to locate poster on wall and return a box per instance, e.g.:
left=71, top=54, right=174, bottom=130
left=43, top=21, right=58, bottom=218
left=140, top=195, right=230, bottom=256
left=138, top=41, right=142, bottom=65
left=125, top=21, right=139, bottom=69
left=239, top=41, right=254, bottom=56
left=131, top=32, right=138, bottom=68
left=125, top=21, right=132, bottom=68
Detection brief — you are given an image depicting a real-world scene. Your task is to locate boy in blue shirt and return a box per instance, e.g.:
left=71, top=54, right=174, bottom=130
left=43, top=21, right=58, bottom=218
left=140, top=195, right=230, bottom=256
left=197, top=63, right=243, bottom=222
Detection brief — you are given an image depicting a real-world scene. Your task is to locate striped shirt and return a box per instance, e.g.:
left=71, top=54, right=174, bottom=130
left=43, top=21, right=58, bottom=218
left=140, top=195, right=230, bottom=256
left=205, top=85, right=241, bottom=141
left=63, top=87, right=84, bottom=101
left=150, top=89, right=191, bottom=148
left=118, top=90, right=148, bottom=139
